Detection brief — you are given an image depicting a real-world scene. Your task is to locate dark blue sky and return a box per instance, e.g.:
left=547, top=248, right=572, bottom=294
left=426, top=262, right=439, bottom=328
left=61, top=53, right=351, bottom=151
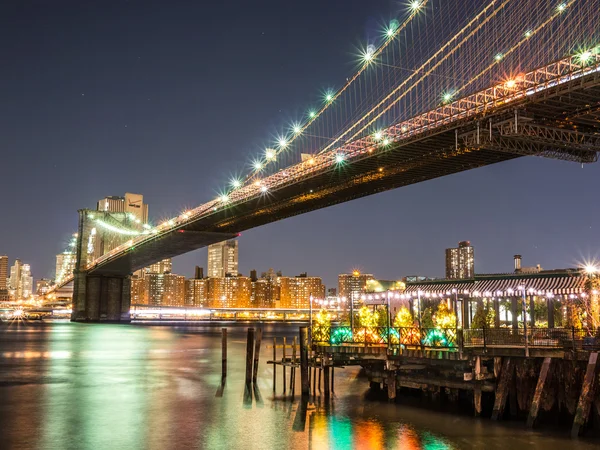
left=1, top=0, right=599, bottom=288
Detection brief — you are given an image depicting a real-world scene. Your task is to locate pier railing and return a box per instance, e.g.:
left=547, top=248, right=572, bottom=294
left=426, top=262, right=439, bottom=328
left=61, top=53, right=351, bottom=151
left=312, top=325, right=600, bottom=351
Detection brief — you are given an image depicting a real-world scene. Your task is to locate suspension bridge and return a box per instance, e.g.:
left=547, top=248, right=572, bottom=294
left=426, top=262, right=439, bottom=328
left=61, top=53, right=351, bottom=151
left=45, top=0, right=600, bottom=322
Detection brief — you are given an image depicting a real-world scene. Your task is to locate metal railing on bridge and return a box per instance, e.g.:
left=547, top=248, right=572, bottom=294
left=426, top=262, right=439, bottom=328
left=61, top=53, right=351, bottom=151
left=311, top=325, right=600, bottom=352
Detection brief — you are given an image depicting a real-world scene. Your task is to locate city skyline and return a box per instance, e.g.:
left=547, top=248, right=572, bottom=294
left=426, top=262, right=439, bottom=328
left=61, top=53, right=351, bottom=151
left=2, top=0, right=600, bottom=290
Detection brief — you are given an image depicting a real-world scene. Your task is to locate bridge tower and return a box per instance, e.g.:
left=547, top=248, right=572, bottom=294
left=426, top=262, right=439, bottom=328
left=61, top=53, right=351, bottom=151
left=71, top=209, right=133, bottom=322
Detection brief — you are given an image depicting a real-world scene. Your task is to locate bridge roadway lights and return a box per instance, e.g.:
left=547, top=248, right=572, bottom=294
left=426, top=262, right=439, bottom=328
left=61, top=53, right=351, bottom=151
left=71, top=270, right=131, bottom=323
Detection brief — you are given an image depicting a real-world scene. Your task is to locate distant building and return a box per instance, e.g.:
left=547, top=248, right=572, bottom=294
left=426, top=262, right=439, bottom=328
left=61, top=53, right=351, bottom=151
left=338, top=271, right=374, bottom=304
left=146, top=273, right=185, bottom=306
left=97, top=192, right=148, bottom=224
left=327, top=287, right=337, bottom=297
left=56, top=251, right=76, bottom=284
left=251, top=278, right=280, bottom=308
left=131, top=276, right=147, bottom=304
left=36, top=278, right=53, bottom=295
left=9, top=259, right=33, bottom=299
left=185, top=278, right=208, bottom=307
left=207, top=240, right=238, bottom=278
left=0, top=255, right=8, bottom=291
left=280, top=274, right=325, bottom=309
left=145, top=258, right=172, bottom=275
left=207, top=276, right=251, bottom=308
left=445, top=241, right=474, bottom=279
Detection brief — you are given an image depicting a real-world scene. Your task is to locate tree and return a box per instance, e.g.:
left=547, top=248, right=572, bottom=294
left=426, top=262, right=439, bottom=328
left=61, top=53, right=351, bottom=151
left=393, top=307, right=414, bottom=328
left=357, top=306, right=377, bottom=328
left=471, top=302, right=495, bottom=329
left=433, top=302, right=457, bottom=329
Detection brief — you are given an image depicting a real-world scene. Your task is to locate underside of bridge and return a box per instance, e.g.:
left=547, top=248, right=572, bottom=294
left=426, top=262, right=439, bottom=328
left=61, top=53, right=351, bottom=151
left=187, top=71, right=600, bottom=234
left=71, top=67, right=600, bottom=322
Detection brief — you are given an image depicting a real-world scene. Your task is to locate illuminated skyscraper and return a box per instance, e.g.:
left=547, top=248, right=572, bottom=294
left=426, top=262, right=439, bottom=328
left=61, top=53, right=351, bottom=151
left=9, top=259, right=33, bottom=299
left=0, top=255, right=7, bottom=291
left=56, top=252, right=76, bottom=284
left=0, top=256, right=8, bottom=301
left=36, top=278, right=53, bottom=295
left=338, top=271, right=374, bottom=303
left=445, top=241, right=475, bottom=279
left=131, top=276, right=147, bottom=304
left=279, top=274, right=325, bottom=309
left=207, top=240, right=238, bottom=278
left=145, top=258, right=172, bottom=275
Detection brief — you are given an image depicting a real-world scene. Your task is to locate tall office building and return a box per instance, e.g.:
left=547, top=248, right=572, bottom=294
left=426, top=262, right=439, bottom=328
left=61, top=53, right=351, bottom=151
left=146, top=273, right=185, bottom=306
left=445, top=241, right=475, bottom=279
left=279, top=274, right=325, bottom=309
left=145, top=258, right=172, bottom=275
left=0, top=256, right=8, bottom=301
left=131, top=276, right=147, bottom=304
left=0, top=256, right=7, bottom=291
left=207, top=240, right=238, bottom=278
left=97, top=192, right=148, bottom=224
left=9, top=259, right=33, bottom=299
left=338, top=271, right=374, bottom=303
left=56, top=252, right=76, bottom=284
left=207, top=276, right=251, bottom=308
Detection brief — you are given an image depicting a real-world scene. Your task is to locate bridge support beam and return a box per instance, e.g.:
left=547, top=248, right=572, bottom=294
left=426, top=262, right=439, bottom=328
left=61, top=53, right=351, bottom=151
left=71, top=271, right=131, bottom=322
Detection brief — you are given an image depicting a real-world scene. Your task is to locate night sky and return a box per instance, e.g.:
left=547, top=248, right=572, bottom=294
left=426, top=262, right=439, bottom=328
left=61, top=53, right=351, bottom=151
left=2, top=0, right=599, bottom=288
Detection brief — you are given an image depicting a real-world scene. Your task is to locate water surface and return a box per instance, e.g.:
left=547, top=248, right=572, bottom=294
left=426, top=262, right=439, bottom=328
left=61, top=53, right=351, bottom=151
left=0, top=322, right=597, bottom=449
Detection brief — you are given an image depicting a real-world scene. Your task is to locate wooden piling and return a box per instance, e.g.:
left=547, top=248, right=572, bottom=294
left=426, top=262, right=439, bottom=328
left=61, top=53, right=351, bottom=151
left=324, top=366, right=330, bottom=398
left=571, top=352, right=599, bottom=438
left=491, top=357, right=513, bottom=420
left=252, top=328, right=262, bottom=384
left=291, top=336, right=297, bottom=396
left=300, top=327, right=309, bottom=397
left=318, top=367, right=322, bottom=392
left=331, top=367, right=334, bottom=393
left=474, top=386, right=482, bottom=417
left=282, top=337, right=287, bottom=394
left=221, top=328, right=227, bottom=380
left=245, top=328, right=255, bottom=388
left=273, top=337, right=277, bottom=392
left=387, top=371, right=396, bottom=401
left=312, top=366, right=316, bottom=395
left=527, top=357, right=552, bottom=428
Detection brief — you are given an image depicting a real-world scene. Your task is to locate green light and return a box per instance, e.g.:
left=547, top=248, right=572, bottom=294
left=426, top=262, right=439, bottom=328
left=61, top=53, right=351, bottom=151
left=557, top=3, right=566, bottom=13
left=277, top=137, right=288, bottom=148
left=308, top=110, right=316, bottom=118
left=410, top=1, right=422, bottom=10
left=443, top=92, right=453, bottom=103
left=219, top=194, right=229, bottom=203
left=231, top=179, right=242, bottom=188
left=576, top=50, right=593, bottom=64
left=292, top=123, right=302, bottom=134
left=373, top=130, right=383, bottom=141
left=494, top=53, right=504, bottom=62
left=324, top=90, right=334, bottom=102
left=335, top=154, right=344, bottom=163
left=253, top=160, right=263, bottom=170
left=382, top=138, right=390, bottom=146
left=524, top=30, right=532, bottom=38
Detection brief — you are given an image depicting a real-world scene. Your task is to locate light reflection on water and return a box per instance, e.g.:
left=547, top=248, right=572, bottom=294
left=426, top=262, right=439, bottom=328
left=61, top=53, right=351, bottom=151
left=0, top=323, right=597, bottom=449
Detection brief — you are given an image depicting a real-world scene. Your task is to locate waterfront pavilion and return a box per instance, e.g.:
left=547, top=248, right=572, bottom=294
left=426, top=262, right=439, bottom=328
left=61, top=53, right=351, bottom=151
left=401, top=269, right=598, bottom=329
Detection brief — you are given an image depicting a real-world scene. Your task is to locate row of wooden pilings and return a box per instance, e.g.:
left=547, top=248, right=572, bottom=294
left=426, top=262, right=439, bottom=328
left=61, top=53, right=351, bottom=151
left=216, top=326, right=333, bottom=399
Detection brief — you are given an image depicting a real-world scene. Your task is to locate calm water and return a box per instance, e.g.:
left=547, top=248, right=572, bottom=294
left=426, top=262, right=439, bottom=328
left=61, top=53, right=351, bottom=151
left=0, top=322, right=597, bottom=450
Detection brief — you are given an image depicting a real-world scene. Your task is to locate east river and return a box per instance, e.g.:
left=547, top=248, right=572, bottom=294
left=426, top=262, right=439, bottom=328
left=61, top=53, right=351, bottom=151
left=0, top=322, right=598, bottom=449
